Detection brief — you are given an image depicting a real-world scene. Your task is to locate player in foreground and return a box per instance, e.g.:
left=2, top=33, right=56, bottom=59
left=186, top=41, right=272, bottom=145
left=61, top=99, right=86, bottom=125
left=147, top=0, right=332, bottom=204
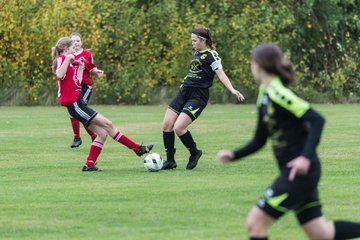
left=218, top=43, right=360, bottom=240
left=162, top=27, right=245, bottom=170
left=67, top=32, right=104, bottom=148
left=51, top=37, right=153, bottom=171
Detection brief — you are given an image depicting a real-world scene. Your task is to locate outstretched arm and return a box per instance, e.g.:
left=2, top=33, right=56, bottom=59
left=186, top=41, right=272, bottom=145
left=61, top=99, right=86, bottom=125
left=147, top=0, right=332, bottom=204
left=91, top=67, right=104, bottom=77
left=215, top=68, right=245, bottom=102
left=218, top=114, right=268, bottom=163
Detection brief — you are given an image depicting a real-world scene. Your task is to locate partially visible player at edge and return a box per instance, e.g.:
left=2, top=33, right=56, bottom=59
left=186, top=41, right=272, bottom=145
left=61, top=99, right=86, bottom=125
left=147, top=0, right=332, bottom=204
left=162, top=27, right=245, bottom=170
left=51, top=37, right=153, bottom=171
left=218, top=43, right=360, bottom=240
left=68, top=32, right=104, bottom=148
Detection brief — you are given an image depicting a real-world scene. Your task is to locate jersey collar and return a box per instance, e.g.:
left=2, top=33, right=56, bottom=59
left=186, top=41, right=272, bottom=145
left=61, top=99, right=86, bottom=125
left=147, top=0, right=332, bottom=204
left=199, top=48, right=210, bottom=53
left=73, top=49, right=84, bottom=56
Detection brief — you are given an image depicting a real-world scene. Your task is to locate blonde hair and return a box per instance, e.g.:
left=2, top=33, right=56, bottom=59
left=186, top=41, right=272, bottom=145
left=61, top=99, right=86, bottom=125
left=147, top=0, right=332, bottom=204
left=51, top=37, right=73, bottom=73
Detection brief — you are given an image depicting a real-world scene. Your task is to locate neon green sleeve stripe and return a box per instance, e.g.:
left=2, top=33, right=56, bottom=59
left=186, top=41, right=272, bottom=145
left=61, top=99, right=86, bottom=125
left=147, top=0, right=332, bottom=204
left=256, top=85, right=266, bottom=107
left=267, top=80, right=310, bottom=118
left=209, top=50, right=221, bottom=61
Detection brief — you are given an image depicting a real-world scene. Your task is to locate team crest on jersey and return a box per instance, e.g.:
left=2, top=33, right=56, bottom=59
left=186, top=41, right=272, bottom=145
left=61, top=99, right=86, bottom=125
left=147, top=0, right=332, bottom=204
left=200, top=54, right=207, bottom=59
left=190, top=59, right=202, bottom=73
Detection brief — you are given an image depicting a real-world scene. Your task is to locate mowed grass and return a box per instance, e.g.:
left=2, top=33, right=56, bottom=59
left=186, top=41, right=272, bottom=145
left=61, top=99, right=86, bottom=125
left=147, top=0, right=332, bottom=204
left=0, top=104, right=359, bottom=240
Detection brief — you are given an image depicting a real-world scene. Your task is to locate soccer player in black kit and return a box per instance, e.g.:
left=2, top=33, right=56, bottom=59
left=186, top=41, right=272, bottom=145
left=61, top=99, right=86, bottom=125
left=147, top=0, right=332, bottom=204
left=162, top=28, right=245, bottom=170
left=218, top=43, right=360, bottom=240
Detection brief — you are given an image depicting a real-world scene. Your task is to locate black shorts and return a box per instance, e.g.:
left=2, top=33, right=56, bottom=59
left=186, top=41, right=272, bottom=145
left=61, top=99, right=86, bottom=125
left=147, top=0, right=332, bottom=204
left=80, top=83, right=93, bottom=105
left=168, top=86, right=209, bottom=121
left=67, top=99, right=98, bottom=127
left=257, top=162, right=322, bottom=225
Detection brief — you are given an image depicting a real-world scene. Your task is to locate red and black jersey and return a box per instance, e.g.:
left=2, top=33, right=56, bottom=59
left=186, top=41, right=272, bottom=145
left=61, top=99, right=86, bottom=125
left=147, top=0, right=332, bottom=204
left=73, top=49, right=96, bottom=86
left=56, top=54, right=81, bottom=106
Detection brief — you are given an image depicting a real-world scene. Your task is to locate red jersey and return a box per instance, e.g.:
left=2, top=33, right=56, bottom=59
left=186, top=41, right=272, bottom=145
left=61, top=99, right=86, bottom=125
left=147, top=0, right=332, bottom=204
left=56, top=55, right=82, bottom=106
left=73, top=49, right=96, bottom=86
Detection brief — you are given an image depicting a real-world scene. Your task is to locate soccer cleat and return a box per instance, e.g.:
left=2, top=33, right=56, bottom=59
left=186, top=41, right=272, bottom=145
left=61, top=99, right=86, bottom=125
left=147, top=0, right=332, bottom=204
left=186, top=149, right=202, bottom=170
left=82, top=165, right=100, bottom=171
left=71, top=137, right=82, bottom=148
left=136, top=144, right=154, bottom=157
left=162, top=160, right=177, bottom=170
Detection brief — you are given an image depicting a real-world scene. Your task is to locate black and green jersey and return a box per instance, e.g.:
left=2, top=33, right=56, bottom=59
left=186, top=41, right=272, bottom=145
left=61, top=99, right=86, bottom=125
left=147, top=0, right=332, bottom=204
left=182, top=49, right=222, bottom=89
left=234, top=77, right=325, bottom=168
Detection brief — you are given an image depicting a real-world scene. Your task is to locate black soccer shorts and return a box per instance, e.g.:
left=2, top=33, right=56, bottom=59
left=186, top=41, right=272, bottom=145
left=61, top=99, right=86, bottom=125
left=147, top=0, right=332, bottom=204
left=168, top=86, right=208, bottom=121
left=67, top=99, right=98, bottom=127
left=256, top=166, right=323, bottom=225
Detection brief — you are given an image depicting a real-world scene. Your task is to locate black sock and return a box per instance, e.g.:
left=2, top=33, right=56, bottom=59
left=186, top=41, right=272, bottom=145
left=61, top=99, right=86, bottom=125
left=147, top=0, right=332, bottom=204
left=163, top=131, right=175, bottom=161
left=334, top=220, right=360, bottom=240
left=178, top=130, right=197, bottom=154
left=249, top=237, right=268, bottom=240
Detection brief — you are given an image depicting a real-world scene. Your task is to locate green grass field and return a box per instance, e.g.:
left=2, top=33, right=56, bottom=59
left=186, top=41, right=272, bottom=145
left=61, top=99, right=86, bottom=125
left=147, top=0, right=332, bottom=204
left=1, top=104, right=359, bottom=240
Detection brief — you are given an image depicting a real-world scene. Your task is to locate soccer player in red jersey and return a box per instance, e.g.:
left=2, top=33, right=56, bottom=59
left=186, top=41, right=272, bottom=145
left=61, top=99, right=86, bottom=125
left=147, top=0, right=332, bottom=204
left=67, top=32, right=104, bottom=148
left=51, top=37, right=153, bottom=171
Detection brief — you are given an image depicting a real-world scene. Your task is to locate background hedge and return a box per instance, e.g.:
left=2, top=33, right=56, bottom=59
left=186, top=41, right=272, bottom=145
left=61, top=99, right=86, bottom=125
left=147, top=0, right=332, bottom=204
left=1, top=0, right=359, bottom=105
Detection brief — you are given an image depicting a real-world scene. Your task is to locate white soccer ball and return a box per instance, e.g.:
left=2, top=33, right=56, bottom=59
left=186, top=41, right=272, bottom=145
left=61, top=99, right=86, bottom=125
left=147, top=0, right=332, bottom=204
left=144, top=153, right=163, bottom=172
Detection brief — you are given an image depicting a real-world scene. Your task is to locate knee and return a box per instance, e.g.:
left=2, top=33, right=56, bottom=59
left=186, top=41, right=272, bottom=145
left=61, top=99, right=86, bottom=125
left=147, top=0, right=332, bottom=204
left=303, top=218, right=335, bottom=240
left=163, top=119, right=174, bottom=132
left=96, top=130, right=108, bottom=141
left=246, top=214, right=267, bottom=236
left=102, top=119, right=113, bottom=131
left=246, top=216, right=257, bottom=235
left=173, top=123, right=186, bottom=136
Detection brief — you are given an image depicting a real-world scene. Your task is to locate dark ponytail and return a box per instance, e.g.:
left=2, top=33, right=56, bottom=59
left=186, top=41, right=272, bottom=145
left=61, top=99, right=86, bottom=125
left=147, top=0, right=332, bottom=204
left=192, top=27, right=216, bottom=50
left=252, top=43, right=295, bottom=86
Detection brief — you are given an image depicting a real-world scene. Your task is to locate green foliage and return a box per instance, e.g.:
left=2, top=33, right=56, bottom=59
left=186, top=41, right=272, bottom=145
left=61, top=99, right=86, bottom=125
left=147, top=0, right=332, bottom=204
left=0, top=0, right=359, bottom=105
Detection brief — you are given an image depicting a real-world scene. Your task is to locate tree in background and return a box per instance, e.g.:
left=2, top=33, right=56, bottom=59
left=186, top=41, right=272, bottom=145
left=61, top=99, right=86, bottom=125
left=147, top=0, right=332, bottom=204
left=0, top=0, right=359, bottom=105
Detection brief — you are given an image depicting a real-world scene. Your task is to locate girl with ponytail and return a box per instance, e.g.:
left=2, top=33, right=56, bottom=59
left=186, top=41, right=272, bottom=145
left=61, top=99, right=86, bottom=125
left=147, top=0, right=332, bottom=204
left=162, top=27, right=244, bottom=170
left=218, top=43, right=360, bottom=240
left=52, top=37, right=153, bottom=172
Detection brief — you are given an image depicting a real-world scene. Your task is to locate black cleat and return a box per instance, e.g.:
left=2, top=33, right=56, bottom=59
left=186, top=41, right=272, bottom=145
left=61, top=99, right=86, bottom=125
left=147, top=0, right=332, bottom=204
left=162, top=160, right=177, bottom=170
left=186, top=149, right=202, bottom=170
left=136, top=144, right=154, bottom=157
left=82, top=165, right=100, bottom=172
left=71, top=137, right=82, bottom=148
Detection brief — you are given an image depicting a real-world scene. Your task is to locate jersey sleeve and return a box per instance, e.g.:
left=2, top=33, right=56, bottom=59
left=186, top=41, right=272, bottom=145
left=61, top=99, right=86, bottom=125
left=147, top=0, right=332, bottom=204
left=300, top=108, right=325, bottom=159
left=207, top=50, right=223, bottom=71
left=267, top=82, right=310, bottom=118
left=87, top=52, right=96, bottom=72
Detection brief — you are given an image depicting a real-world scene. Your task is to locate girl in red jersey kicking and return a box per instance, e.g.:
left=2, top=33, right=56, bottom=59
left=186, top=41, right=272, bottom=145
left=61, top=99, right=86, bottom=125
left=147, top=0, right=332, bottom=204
left=51, top=37, right=153, bottom=171
left=67, top=32, right=104, bottom=148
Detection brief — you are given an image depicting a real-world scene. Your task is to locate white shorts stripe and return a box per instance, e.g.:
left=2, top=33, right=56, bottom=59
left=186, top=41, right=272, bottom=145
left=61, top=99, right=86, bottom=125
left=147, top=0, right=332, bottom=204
left=82, top=86, right=92, bottom=103
left=74, top=102, right=91, bottom=120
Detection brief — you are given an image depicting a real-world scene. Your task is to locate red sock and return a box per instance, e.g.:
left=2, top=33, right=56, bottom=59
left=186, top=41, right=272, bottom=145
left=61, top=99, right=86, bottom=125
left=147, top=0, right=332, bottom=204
left=84, top=126, right=97, bottom=140
left=113, top=131, right=139, bottom=151
left=70, top=117, right=80, bottom=138
left=85, top=141, right=103, bottom=167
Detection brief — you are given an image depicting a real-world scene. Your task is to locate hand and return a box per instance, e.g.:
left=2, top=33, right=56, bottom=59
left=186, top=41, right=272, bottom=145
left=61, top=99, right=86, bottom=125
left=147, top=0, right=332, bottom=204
left=217, top=150, right=234, bottom=164
left=287, top=156, right=311, bottom=181
left=67, top=54, right=75, bottom=63
left=231, top=89, right=245, bottom=102
left=95, top=69, right=104, bottom=77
